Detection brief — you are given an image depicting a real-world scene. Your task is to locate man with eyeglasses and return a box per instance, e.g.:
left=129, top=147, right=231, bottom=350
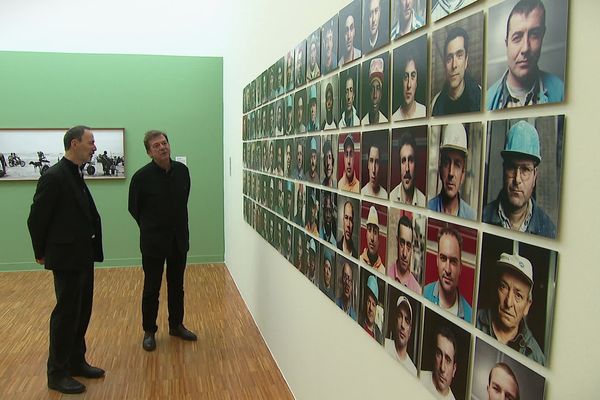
left=476, top=252, right=545, bottom=365
left=387, top=215, right=421, bottom=294
left=483, top=120, right=556, bottom=238
left=336, top=261, right=358, bottom=320
left=129, top=130, right=197, bottom=353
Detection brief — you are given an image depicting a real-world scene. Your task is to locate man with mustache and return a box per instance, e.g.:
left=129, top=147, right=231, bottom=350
left=338, top=134, right=360, bottom=193
left=487, top=0, right=564, bottom=110
left=384, top=296, right=417, bottom=376
left=476, top=252, right=545, bottom=365
left=482, top=120, right=555, bottom=238
left=421, top=325, right=459, bottom=400
left=428, top=124, right=476, bottom=220
left=387, top=215, right=422, bottom=294
left=360, top=206, right=385, bottom=273
left=424, top=226, right=472, bottom=322
left=390, top=132, right=426, bottom=207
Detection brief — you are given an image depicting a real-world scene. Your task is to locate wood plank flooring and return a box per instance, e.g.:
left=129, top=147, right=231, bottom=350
left=0, top=264, right=293, bottom=400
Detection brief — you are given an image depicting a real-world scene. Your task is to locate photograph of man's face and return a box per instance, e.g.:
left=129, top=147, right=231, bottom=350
left=359, top=201, right=388, bottom=271
left=295, top=40, right=307, bottom=88
left=339, top=0, right=363, bottom=66
left=391, top=0, right=426, bottom=40
left=294, top=89, right=307, bottom=134
left=320, top=134, right=338, bottom=188
left=335, top=256, right=359, bottom=321
left=322, top=15, right=339, bottom=75
left=337, top=132, right=361, bottom=194
left=390, top=126, right=427, bottom=208
left=361, top=129, right=389, bottom=200
left=307, top=29, right=321, bottom=82
left=285, top=49, right=295, bottom=92
left=320, top=190, right=337, bottom=245
left=337, top=195, right=360, bottom=260
left=392, top=34, right=428, bottom=121
left=321, top=75, right=339, bottom=131
left=359, top=270, right=386, bottom=345
left=339, top=65, right=360, bottom=128
left=363, top=0, right=390, bottom=54
left=361, top=53, right=390, bottom=125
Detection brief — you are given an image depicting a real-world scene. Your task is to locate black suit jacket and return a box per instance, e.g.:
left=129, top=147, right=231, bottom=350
left=27, top=158, right=103, bottom=270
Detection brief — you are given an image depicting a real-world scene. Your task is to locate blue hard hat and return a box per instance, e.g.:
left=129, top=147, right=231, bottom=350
left=501, top=120, right=541, bottom=163
left=366, top=275, right=379, bottom=302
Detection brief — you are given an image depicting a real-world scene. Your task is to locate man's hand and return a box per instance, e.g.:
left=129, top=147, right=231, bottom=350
left=35, top=258, right=45, bottom=265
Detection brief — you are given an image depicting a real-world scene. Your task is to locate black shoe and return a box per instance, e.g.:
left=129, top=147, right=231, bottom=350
left=143, top=331, right=156, bottom=351
left=70, top=361, right=105, bottom=378
left=48, top=376, right=86, bottom=394
left=169, top=324, right=197, bottom=341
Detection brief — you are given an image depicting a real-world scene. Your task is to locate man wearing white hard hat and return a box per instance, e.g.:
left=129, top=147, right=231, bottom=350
left=384, top=295, right=417, bottom=376
left=428, top=123, right=477, bottom=220
left=362, top=57, right=388, bottom=125
left=360, top=206, right=385, bottom=273
left=476, top=252, right=545, bottom=365
left=361, top=274, right=384, bottom=344
left=482, top=120, right=556, bottom=238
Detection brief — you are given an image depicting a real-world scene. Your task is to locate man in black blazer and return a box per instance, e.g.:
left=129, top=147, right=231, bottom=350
left=128, top=130, right=197, bottom=352
left=27, top=126, right=105, bottom=394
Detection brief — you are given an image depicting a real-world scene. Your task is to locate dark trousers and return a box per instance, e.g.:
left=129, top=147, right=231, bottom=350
left=48, top=267, right=94, bottom=379
left=141, top=245, right=187, bottom=333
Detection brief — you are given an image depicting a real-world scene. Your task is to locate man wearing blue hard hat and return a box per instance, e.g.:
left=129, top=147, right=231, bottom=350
left=482, top=120, right=556, bottom=239
left=362, top=274, right=383, bottom=344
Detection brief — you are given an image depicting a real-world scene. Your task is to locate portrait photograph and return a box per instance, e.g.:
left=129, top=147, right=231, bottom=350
left=337, top=132, right=361, bottom=194
left=321, top=15, right=339, bottom=76
left=295, top=39, right=307, bottom=88
left=423, top=218, right=478, bottom=323
left=304, top=236, right=320, bottom=285
left=320, top=190, right=338, bottom=246
left=274, top=99, right=285, bottom=137
left=282, top=222, right=294, bottom=263
left=476, top=232, right=558, bottom=367
left=337, top=194, right=360, bottom=260
left=386, top=207, right=426, bottom=296
left=306, top=28, right=321, bottom=82
left=321, top=74, right=340, bottom=131
left=273, top=214, right=284, bottom=252
left=390, top=125, right=427, bottom=207
left=284, top=94, right=295, bottom=135
left=294, top=88, right=307, bottom=134
left=264, top=139, right=274, bottom=174
left=0, top=128, right=125, bottom=181
left=390, top=0, right=426, bottom=40
left=339, top=0, right=363, bottom=66
left=265, top=103, right=275, bottom=138
left=339, top=65, right=361, bottom=128
left=285, top=48, right=295, bottom=93
left=293, top=182, right=305, bottom=228
left=274, top=177, right=285, bottom=215
left=472, top=338, right=546, bottom=400
left=431, top=0, right=479, bottom=22
left=307, top=83, right=321, bottom=132
left=430, top=12, right=484, bottom=116
left=361, top=52, right=390, bottom=125
left=255, top=76, right=262, bottom=108
left=392, top=34, right=428, bottom=121
left=293, top=226, right=306, bottom=272
left=284, top=138, right=294, bottom=178
left=427, top=122, right=483, bottom=222
left=320, top=245, right=337, bottom=302
left=320, top=134, right=338, bottom=188
left=242, top=115, right=248, bottom=141
left=248, top=110, right=255, bottom=140
left=249, top=80, right=257, bottom=111
left=359, top=201, right=388, bottom=274
left=335, top=255, right=360, bottom=321
left=362, top=0, right=390, bottom=55
left=383, top=285, right=422, bottom=377
left=293, top=137, right=305, bottom=181
left=482, top=115, right=564, bottom=240
left=283, top=179, right=295, bottom=221
left=421, top=308, right=472, bottom=400
left=274, top=57, right=285, bottom=98
left=305, top=135, right=321, bottom=184
left=487, top=0, right=568, bottom=111
left=267, top=63, right=276, bottom=102
left=360, top=129, right=390, bottom=200
left=260, top=71, right=268, bottom=105
left=304, top=186, right=320, bottom=237
left=358, top=267, right=386, bottom=345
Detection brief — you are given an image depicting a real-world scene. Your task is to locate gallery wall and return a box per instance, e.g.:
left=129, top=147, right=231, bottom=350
left=0, top=51, right=224, bottom=270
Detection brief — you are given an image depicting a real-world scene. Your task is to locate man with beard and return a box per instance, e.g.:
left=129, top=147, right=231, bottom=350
left=362, top=57, right=388, bottom=125
left=424, top=226, right=472, bottom=322
left=391, top=0, right=424, bottom=39
left=392, top=52, right=426, bottom=121
left=307, top=137, right=320, bottom=184
left=321, top=138, right=337, bottom=188
left=390, top=132, right=426, bottom=207
left=339, top=71, right=360, bottom=128
left=337, top=200, right=358, bottom=258
left=362, top=274, right=383, bottom=343
left=320, top=248, right=336, bottom=300
left=307, top=85, right=320, bottom=132
left=428, top=124, right=476, bottom=220
left=336, top=260, right=357, bottom=320
left=482, top=120, right=555, bottom=238
left=361, top=143, right=388, bottom=199
left=384, top=296, right=417, bottom=375
left=322, top=19, right=338, bottom=75
left=360, top=206, right=385, bottom=273
left=338, top=134, right=360, bottom=193
left=387, top=215, right=422, bottom=294
left=320, top=191, right=337, bottom=246
left=421, top=325, right=459, bottom=399
left=293, top=139, right=305, bottom=180
left=322, top=82, right=338, bottom=130
left=339, top=13, right=362, bottom=65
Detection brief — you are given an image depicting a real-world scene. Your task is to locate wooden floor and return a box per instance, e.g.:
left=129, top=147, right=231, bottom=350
left=0, top=264, right=293, bottom=400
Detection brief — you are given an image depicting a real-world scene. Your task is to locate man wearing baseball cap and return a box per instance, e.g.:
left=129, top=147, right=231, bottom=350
left=384, top=295, right=417, bottom=376
left=339, top=134, right=360, bottom=193
left=362, top=274, right=384, bottom=344
left=307, top=85, right=320, bottom=132
left=428, top=123, right=477, bottom=220
left=362, top=57, right=388, bottom=125
left=307, top=136, right=320, bottom=184
left=320, top=248, right=336, bottom=301
left=482, top=120, right=556, bottom=239
left=360, top=206, right=385, bottom=273
left=476, top=252, right=545, bottom=365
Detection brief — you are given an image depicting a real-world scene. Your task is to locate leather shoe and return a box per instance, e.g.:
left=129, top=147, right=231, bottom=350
left=143, top=331, right=156, bottom=351
left=169, top=324, right=197, bottom=341
left=70, top=361, right=105, bottom=378
left=48, top=376, right=86, bottom=394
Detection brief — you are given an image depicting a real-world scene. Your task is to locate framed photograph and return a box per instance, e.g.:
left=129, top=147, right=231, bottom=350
left=305, top=135, right=321, bottom=184
left=335, top=255, right=360, bottom=321
left=361, top=129, right=390, bottom=199
left=0, top=128, right=125, bottom=181
left=320, top=134, right=338, bottom=188
left=320, top=190, right=338, bottom=246
left=295, top=39, right=307, bottom=88
left=307, top=29, right=322, bottom=82
left=359, top=267, right=386, bottom=344
left=339, top=65, right=361, bottom=128
left=285, top=48, right=296, bottom=93
left=359, top=201, right=388, bottom=274
left=392, top=34, right=428, bottom=121
left=321, top=15, right=339, bottom=75
left=307, top=83, right=321, bottom=132
left=390, top=125, right=427, bottom=207
left=390, top=0, right=426, bottom=40
left=361, top=52, right=390, bottom=125
left=337, top=132, right=361, bottom=194
left=321, top=74, right=340, bottom=131
left=363, top=0, right=390, bottom=55
left=320, top=245, right=337, bottom=301
left=337, top=195, right=360, bottom=260
left=339, top=0, right=363, bottom=66
left=431, top=0, right=479, bottom=22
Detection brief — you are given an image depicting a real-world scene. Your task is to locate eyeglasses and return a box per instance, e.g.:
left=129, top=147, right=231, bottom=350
left=504, top=162, right=535, bottom=180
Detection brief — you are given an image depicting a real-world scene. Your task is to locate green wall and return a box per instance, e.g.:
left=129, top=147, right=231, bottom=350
left=0, top=51, right=224, bottom=271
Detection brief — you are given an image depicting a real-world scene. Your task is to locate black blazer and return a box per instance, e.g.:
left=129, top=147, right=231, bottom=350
left=27, top=158, right=103, bottom=271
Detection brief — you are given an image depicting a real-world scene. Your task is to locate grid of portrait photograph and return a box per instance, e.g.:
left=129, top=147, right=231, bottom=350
left=241, top=1, right=568, bottom=398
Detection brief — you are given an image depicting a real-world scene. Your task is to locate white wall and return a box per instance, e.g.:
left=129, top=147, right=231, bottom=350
left=1, top=0, right=600, bottom=398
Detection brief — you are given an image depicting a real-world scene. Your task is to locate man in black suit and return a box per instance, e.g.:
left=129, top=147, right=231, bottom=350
left=128, top=130, right=197, bottom=352
left=27, top=125, right=105, bottom=394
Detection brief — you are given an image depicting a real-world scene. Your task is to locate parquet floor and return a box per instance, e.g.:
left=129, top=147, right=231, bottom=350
left=0, top=264, right=293, bottom=400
